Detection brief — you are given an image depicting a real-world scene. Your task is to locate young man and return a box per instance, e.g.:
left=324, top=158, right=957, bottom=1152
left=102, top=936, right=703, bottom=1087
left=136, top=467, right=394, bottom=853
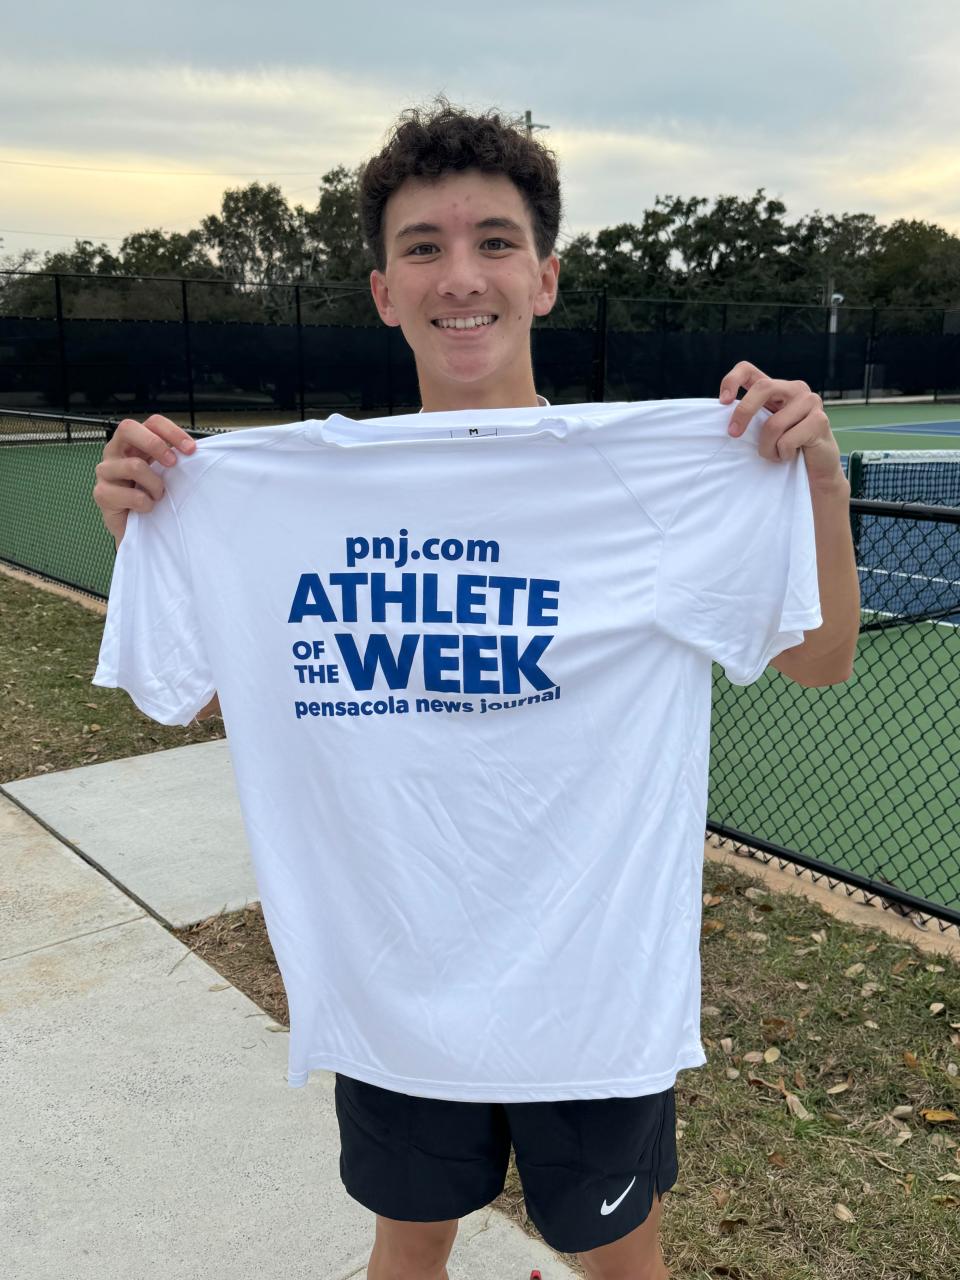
left=92, top=103, right=859, bottom=1280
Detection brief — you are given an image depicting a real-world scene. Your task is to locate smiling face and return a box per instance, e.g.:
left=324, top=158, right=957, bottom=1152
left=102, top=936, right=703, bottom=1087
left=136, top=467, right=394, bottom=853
left=369, top=169, right=560, bottom=412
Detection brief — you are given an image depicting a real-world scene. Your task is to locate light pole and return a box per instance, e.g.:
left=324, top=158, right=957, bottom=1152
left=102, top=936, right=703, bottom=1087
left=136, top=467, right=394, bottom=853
left=828, top=290, right=844, bottom=397
left=524, top=110, right=549, bottom=137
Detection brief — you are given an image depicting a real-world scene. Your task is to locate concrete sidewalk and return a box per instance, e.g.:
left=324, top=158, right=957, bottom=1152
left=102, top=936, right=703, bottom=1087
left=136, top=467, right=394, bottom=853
left=0, top=741, right=577, bottom=1280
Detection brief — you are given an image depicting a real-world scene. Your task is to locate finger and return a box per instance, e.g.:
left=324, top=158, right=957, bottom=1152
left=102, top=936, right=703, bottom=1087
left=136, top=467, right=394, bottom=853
left=763, top=390, right=823, bottom=440
left=771, top=423, right=809, bottom=463
left=96, top=455, right=167, bottom=503
left=727, top=376, right=780, bottom=435
left=718, top=361, right=765, bottom=404
left=93, top=480, right=164, bottom=517
left=107, top=416, right=196, bottom=465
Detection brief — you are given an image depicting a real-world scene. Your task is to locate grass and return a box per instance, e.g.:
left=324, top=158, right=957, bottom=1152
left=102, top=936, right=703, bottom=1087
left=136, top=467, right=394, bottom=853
left=3, top=567, right=960, bottom=1279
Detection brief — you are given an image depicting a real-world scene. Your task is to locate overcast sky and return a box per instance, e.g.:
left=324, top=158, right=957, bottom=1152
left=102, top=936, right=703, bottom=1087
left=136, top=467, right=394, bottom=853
left=3, top=0, right=958, bottom=271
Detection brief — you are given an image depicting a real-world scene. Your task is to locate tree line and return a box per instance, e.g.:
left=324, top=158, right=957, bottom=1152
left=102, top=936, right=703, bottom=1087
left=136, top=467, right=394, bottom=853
left=2, top=165, right=959, bottom=323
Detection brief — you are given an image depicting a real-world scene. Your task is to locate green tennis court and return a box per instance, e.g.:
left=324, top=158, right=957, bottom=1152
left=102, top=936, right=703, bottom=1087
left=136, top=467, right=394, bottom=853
left=829, top=401, right=960, bottom=463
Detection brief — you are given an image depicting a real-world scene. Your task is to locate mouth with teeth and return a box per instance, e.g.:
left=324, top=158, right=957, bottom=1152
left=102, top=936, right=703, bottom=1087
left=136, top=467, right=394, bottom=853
left=432, top=314, right=498, bottom=331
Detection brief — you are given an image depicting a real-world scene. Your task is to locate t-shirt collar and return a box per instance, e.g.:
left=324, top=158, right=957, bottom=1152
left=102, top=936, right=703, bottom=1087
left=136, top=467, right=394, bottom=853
left=419, top=394, right=550, bottom=413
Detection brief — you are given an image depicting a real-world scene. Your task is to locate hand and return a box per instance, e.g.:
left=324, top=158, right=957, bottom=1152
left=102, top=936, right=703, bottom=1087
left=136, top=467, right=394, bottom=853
left=718, top=362, right=844, bottom=489
left=93, top=415, right=197, bottom=545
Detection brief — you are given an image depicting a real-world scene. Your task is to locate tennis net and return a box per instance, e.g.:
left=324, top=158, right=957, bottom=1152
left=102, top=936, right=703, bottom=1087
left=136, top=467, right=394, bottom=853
left=848, top=450, right=960, bottom=627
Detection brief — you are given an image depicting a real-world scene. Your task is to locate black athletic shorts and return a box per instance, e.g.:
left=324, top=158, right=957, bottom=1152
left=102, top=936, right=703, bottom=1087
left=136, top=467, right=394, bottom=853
left=334, top=1073, right=678, bottom=1254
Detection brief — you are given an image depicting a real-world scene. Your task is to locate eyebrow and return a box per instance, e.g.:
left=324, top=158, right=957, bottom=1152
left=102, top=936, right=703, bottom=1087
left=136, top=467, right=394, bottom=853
left=394, top=216, right=527, bottom=241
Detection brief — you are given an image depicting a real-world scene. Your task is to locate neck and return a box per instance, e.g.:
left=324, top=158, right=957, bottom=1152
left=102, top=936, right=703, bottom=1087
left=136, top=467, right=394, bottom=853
left=417, top=365, right=540, bottom=413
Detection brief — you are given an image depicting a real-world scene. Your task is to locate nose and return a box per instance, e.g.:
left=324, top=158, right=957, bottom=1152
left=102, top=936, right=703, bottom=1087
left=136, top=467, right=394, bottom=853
left=435, top=244, right=487, bottom=300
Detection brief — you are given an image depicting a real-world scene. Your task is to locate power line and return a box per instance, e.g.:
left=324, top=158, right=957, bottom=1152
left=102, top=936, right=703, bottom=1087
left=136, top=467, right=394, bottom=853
left=0, top=226, right=168, bottom=243
left=0, top=157, right=322, bottom=177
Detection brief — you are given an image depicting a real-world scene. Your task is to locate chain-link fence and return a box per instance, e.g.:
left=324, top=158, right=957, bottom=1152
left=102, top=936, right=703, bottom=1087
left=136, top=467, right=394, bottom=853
left=3, top=407, right=959, bottom=931
left=710, top=496, right=960, bottom=934
left=3, top=270, right=958, bottom=421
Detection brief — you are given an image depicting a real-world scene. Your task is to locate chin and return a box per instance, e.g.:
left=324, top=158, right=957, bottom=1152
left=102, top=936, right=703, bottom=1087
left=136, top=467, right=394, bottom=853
left=440, top=352, right=506, bottom=382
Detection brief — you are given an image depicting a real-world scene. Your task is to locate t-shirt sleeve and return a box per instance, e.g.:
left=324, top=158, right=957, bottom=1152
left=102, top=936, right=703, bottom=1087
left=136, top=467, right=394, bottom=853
left=92, top=492, right=216, bottom=725
left=654, top=431, right=823, bottom=686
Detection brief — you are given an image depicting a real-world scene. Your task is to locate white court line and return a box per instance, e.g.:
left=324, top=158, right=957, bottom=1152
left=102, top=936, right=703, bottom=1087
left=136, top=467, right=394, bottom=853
left=839, top=420, right=960, bottom=433
left=860, top=566, right=960, bottom=629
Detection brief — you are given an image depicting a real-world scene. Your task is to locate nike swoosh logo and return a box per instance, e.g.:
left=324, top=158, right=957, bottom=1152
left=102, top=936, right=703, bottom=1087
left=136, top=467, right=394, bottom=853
left=600, top=1174, right=637, bottom=1215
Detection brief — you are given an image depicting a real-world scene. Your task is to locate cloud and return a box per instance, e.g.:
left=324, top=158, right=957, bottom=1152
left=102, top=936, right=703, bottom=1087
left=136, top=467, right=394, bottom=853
left=2, top=12, right=959, bottom=269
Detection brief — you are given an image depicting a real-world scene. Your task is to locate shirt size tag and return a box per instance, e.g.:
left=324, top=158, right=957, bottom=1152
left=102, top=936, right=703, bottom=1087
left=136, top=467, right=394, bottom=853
left=448, top=426, right=499, bottom=438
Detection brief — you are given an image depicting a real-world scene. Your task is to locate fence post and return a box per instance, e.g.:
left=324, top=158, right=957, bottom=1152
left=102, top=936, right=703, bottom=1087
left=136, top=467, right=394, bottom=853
left=592, top=286, right=608, bottom=401
left=295, top=284, right=305, bottom=421
left=934, top=309, right=946, bottom=403
left=54, top=274, right=68, bottom=414
left=819, top=303, right=830, bottom=399
left=864, top=308, right=877, bottom=404
left=181, top=279, right=196, bottom=429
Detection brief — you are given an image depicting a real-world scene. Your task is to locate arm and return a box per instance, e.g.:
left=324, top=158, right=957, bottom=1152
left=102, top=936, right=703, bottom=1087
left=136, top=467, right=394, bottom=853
left=768, top=470, right=859, bottom=686
left=719, top=363, right=860, bottom=688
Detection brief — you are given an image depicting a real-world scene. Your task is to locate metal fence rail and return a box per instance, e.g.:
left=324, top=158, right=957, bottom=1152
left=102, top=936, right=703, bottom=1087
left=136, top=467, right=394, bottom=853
left=2, top=407, right=958, bottom=931
left=2, top=270, right=959, bottom=422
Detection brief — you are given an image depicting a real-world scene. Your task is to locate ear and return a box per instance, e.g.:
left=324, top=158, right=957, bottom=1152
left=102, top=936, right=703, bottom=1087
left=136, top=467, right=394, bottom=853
left=369, top=268, right=402, bottom=328
left=532, top=254, right=560, bottom=318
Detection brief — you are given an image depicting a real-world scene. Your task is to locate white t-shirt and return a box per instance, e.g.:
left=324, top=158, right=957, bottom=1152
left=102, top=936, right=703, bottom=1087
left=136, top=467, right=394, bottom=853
left=93, top=398, right=822, bottom=1102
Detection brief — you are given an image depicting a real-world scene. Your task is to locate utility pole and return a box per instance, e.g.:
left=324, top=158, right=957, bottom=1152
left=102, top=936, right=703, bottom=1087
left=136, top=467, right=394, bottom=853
left=524, top=110, right=549, bottom=137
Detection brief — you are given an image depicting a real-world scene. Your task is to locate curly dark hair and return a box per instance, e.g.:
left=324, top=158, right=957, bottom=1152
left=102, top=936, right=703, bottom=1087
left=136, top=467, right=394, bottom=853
left=358, top=98, right=562, bottom=273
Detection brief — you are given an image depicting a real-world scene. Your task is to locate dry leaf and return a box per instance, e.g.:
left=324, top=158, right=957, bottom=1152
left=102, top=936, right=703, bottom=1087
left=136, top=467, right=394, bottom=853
left=743, top=887, right=767, bottom=901
left=863, top=1020, right=879, bottom=1029
left=786, top=1093, right=812, bottom=1120
left=922, top=1109, right=958, bottom=1124
left=930, top=1003, right=946, bottom=1016
left=927, top=965, right=946, bottom=973
left=743, top=1051, right=764, bottom=1063
left=746, top=931, right=769, bottom=944
left=826, top=1079, right=852, bottom=1095
left=764, top=1047, right=781, bottom=1064
left=711, top=1187, right=732, bottom=1209
left=903, top=1051, right=920, bottom=1069
left=703, top=894, right=723, bottom=907
left=937, top=1173, right=960, bottom=1182
left=834, top=1203, right=855, bottom=1222
left=810, top=930, right=827, bottom=944
left=702, top=920, right=725, bottom=936
left=767, top=1151, right=788, bottom=1168
left=795, top=981, right=810, bottom=991
left=720, top=1038, right=734, bottom=1055
left=702, top=1006, right=721, bottom=1017
left=718, top=1217, right=750, bottom=1235
left=844, top=963, right=866, bottom=978
left=891, top=1105, right=914, bottom=1118
left=725, top=1068, right=741, bottom=1080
